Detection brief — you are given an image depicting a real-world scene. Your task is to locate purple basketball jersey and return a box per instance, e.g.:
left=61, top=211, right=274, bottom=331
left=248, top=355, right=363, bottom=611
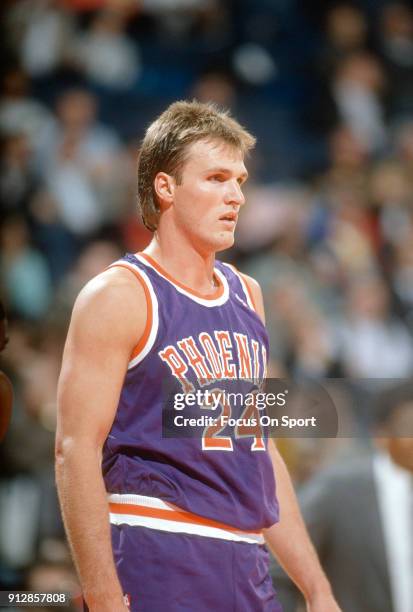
left=102, top=253, right=279, bottom=532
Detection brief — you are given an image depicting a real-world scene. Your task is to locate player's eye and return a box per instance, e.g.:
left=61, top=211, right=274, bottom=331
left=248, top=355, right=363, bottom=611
left=209, top=174, right=226, bottom=182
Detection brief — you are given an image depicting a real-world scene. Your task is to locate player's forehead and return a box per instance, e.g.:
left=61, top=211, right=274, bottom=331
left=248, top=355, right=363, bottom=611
left=182, top=138, right=247, bottom=175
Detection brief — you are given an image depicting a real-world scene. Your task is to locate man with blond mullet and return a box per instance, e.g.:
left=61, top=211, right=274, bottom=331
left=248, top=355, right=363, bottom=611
left=56, top=101, right=341, bottom=612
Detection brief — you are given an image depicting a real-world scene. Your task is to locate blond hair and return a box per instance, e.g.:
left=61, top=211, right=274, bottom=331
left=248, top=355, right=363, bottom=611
left=137, top=100, right=255, bottom=231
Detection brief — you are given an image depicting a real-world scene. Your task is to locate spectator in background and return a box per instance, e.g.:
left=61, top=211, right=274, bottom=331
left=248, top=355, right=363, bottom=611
left=310, top=49, right=388, bottom=154
left=337, top=275, right=413, bottom=377
left=0, top=313, right=68, bottom=576
left=72, top=8, right=141, bottom=90
left=394, top=118, right=413, bottom=170
left=141, top=0, right=213, bottom=40
left=0, top=215, right=52, bottom=320
left=270, top=381, right=413, bottom=612
left=321, top=3, right=369, bottom=74
left=6, top=0, right=75, bottom=79
left=309, top=126, right=378, bottom=277
left=324, top=178, right=377, bottom=275
left=37, top=89, right=121, bottom=237
left=390, top=225, right=413, bottom=324
left=264, top=277, right=338, bottom=378
left=0, top=68, right=55, bottom=150
left=369, top=159, right=412, bottom=250
left=191, top=71, right=236, bottom=109
left=0, top=132, right=38, bottom=217
left=28, top=190, right=79, bottom=285
left=38, top=88, right=120, bottom=175
left=331, top=51, right=388, bottom=154
left=377, top=2, right=413, bottom=117
left=322, top=125, right=369, bottom=185
left=306, top=3, right=370, bottom=136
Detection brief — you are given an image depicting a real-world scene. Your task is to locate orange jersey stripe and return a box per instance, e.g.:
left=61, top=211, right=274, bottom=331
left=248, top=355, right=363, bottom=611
left=109, top=502, right=262, bottom=536
left=139, top=253, right=225, bottom=301
left=109, top=262, right=153, bottom=361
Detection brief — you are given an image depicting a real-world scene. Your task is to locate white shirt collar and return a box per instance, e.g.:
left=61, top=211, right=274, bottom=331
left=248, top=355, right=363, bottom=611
left=372, top=451, right=413, bottom=612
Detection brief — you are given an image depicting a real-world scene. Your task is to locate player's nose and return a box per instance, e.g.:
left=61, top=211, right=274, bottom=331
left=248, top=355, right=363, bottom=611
left=225, top=179, right=245, bottom=207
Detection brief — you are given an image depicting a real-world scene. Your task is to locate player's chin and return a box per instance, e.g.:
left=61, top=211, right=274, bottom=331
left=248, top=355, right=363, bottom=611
left=214, top=231, right=235, bottom=252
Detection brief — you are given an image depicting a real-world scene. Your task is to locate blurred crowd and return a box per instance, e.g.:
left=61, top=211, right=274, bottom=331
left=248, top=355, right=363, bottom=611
left=1, top=0, right=413, bottom=608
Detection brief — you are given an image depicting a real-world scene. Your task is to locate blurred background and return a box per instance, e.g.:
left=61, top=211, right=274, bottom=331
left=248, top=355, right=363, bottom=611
left=0, top=0, right=413, bottom=610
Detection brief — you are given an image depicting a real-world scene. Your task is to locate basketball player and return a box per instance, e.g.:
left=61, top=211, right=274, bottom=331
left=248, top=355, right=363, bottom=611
left=56, top=101, right=341, bottom=612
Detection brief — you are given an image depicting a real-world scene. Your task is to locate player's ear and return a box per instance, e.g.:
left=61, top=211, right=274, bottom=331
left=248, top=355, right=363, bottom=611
left=154, top=172, right=175, bottom=210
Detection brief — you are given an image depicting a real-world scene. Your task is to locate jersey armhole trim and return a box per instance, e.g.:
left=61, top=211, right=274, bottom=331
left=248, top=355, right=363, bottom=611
left=108, top=262, right=159, bottom=369
left=239, top=273, right=257, bottom=312
left=222, top=263, right=257, bottom=312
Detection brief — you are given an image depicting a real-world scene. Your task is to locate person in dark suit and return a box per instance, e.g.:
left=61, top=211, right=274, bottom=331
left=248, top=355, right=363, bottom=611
left=271, top=382, right=413, bottom=612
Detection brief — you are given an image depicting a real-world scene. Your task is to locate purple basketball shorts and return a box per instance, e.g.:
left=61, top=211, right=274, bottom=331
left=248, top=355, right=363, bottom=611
left=90, top=524, right=282, bottom=612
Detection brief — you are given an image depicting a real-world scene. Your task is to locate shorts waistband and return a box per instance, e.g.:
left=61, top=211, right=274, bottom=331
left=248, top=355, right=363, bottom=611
left=108, top=493, right=265, bottom=545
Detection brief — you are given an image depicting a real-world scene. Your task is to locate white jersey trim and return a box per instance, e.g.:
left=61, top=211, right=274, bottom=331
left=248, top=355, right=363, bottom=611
left=108, top=493, right=264, bottom=545
left=222, top=263, right=255, bottom=311
left=108, top=261, right=159, bottom=369
left=136, top=254, right=230, bottom=308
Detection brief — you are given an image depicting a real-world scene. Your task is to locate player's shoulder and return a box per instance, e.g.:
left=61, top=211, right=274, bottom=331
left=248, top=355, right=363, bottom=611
left=71, top=266, right=147, bottom=338
left=219, top=261, right=261, bottom=291
left=242, top=277, right=265, bottom=325
left=77, top=266, right=145, bottom=308
left=239, top=272, right=262, bottom=295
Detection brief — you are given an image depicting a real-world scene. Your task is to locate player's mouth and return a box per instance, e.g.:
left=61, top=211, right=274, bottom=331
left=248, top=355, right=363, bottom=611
left=218, top=212, right=238, bottom=227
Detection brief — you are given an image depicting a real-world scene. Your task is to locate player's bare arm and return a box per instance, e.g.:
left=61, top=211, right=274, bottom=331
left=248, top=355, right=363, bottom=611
left=243, top=275, right=342, bottom=612
left=265, top=441, right=341, bottom=612
left=55, top=267, right=146, bottom=611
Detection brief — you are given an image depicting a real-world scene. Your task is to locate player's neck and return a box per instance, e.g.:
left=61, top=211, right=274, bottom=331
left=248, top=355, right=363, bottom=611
left=142, top=236, right=218, bottom=294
